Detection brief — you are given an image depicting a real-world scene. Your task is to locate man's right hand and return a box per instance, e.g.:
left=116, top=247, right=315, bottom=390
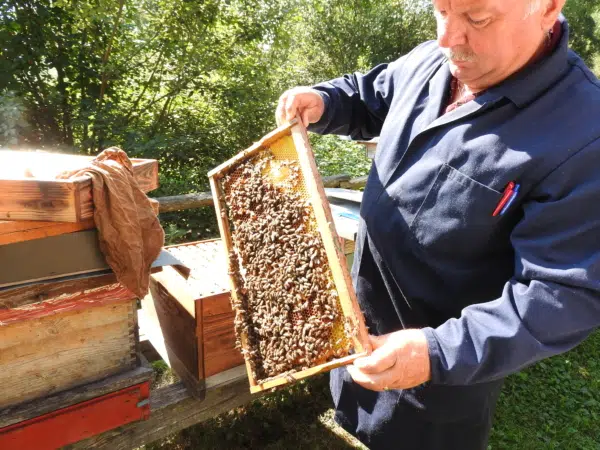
left=276, top=87, right=325, bottom=127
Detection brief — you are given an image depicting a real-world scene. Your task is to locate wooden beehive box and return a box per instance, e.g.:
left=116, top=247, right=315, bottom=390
left=0, top=150, right=158, bottom=222
left=140, top=239, right=244, bottom=398
left=207, top=119, right=370, bottom=393
left=0, top=280, right=139, bottom=409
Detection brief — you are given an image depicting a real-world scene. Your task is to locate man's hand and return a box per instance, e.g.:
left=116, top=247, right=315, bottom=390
left=347, top=329, right=431, bottom=392
left=276, top=87, right=325, bottom=127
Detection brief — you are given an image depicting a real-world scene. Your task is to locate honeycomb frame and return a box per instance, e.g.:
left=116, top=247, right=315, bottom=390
left=208, top=119, right=369, bottom=393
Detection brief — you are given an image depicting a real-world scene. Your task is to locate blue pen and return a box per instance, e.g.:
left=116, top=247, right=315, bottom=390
left=500, top=184, right=520, bottom=215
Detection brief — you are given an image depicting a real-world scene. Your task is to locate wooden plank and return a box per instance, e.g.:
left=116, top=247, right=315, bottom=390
left=0, top=298, right=138, bottom=409
left=131, top=158, right=159, bottom=193
left=0, top=382, right=150, bottom=450
left=0, top=282, right=134, bottom=325
left=139, top=308, right=205, bottom=399
left=0, top=272, right=119, bottom=309
left=0, top=219, right=95, bottom=246
left=208, top=176, right=257, bottom=388
left=0, top=199, right=159, bottom=246
left=157, top=192, right=213, bottom=213
left=0, top=152, right=158, bottom=222
left=322, top=173, right=351, bottom=188
left=291, top=122, right=370, bottom=353
left=339, top=175, right=368, bottom=190
left=342, top=238, right=355, bottom=255
left=67, top=366, right=251, bottom=450
left=200, top=293, right=243, bottom=377
left=0, top=365, right=153, bottom=428
left=141, top=280, right=199, bottom=381
left=0, top=178, right=80, bottom=222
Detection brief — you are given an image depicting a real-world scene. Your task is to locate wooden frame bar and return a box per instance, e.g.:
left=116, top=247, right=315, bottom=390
left=208, top=120, right=369, bottom=393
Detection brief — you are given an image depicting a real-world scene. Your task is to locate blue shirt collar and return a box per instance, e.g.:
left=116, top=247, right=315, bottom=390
left=486, top=14, right=571, bottom=108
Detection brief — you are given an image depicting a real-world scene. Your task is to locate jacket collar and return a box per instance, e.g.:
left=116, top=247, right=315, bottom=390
left=432, top=14, right=571, bottom=111
left=485, top=14, right=571, bottom=109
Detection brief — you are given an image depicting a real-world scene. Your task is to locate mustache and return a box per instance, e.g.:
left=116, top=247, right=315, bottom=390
left=441, top=47, right=478, bottom=62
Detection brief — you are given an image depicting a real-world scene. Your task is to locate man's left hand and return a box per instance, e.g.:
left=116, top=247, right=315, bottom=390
left=347, top=329, right=431, bottom=392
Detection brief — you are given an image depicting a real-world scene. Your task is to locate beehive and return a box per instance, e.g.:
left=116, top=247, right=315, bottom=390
left=140, top=240, right=244, bottom=398
left=0, top=151, right=158, bottom=222
left=0, top=282, right=139, bottom=409
left=208, top=119, right=369, bottom=393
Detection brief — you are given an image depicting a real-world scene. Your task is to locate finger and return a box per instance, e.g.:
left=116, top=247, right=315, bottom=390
left=284, top=93, right=297, bottom=122
left=347, top=365, right=396, bottom=392
left=301, top=109, right=311, bottom=128
left=369, top=334, right=388, bottom=349
left=353, top=343, right=397, bottom=374
left=275, top=94, right=287, bottom=126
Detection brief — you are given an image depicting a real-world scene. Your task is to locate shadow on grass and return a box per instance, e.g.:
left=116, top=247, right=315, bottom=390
left=144, top=373, right=364, bottom=450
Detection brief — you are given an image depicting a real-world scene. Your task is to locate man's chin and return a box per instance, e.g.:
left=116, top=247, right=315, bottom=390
left=449, top=63, right=479, bottom=83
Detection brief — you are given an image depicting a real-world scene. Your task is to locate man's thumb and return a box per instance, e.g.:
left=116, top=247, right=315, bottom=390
left=353, top=343, right=396, bottom=374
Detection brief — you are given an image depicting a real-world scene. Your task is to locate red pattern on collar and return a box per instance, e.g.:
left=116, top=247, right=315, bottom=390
left=443, top=20, right=562, bottom=114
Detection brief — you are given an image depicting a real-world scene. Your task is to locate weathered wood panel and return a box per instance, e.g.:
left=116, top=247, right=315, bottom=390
left=0, top=365, right=153, bottom=428
left=200, top=293, right=243, bottom=377
left=0, top=287, right=138, bottom=409
left=67, top=366, right=251, bottom=450
left=0, top=152, right=158, bottom=222
left=141, top=278, right=200, bottom=384
left=0, top=196, right=159, bottom=246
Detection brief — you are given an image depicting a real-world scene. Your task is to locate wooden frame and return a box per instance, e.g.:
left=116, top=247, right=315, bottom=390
left=0, top=151, right=158, bottom=222
left=207, top=119, right=370, bottom=393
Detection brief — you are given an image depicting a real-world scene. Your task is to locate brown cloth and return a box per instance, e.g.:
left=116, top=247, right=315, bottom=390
left=58, top=147, right=164, bottom=297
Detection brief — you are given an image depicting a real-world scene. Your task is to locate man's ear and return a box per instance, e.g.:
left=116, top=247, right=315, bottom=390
left=540, top=0, right=566, bottom=30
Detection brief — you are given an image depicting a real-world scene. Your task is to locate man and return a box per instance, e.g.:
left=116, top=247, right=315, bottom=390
left=276, top=0, right=600, bottom=449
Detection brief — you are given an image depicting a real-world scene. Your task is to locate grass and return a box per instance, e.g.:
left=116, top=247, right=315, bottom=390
left=141, top=331, right=600, bottom=450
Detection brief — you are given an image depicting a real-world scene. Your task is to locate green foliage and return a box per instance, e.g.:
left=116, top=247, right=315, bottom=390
left=0, top=91, right=28, bottom=146
left=489, top=331, right=600, bottom=449
left=311, top=135, right=372, bottom=178
left=564, top=0, right=600, bottom=73
left=1, top=0, right=599, bottom=243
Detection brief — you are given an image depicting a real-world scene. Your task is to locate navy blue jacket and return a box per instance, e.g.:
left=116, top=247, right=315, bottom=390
left=310, top=17, right=600, bottom=388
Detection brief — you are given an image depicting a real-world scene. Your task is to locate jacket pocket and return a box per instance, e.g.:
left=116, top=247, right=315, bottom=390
left=409, top=164, right=502, bottom=260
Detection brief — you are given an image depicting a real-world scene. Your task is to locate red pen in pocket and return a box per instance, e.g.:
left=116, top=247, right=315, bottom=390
left=492, top=181, right=515, bottom=217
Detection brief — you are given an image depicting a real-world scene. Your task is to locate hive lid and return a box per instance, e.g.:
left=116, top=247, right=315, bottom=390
left=163, top=239, right=229, bottom=298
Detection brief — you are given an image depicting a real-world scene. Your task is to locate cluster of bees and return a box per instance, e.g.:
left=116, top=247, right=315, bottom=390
left=222, top=153, right=350, bottom=383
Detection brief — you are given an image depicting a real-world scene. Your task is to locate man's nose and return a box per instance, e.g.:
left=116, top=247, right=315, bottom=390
left=437, top=16, right=467, bottom=48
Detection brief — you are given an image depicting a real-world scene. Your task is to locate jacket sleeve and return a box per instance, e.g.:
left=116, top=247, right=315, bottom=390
left=307, top=59, right=403, bottom=140
left=422, top=137, right=600, bottom=385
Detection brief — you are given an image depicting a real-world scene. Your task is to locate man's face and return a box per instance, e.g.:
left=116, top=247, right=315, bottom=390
left=433, top=0, right=547, bottom=90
